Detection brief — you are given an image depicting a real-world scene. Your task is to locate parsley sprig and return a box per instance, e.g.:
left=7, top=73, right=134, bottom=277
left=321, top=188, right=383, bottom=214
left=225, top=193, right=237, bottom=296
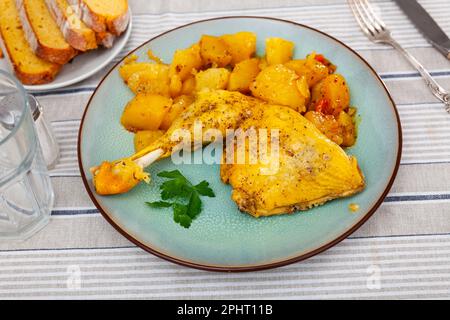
left=146, top=170, right=215, bottom=228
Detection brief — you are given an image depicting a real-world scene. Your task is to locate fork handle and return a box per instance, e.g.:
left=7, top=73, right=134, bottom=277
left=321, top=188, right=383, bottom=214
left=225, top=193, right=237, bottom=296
left=387, top=38, right=450, bottom=113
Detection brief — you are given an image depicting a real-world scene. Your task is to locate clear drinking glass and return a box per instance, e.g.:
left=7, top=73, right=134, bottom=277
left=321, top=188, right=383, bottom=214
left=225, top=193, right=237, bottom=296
left=0, top=70, right=54, bottom=240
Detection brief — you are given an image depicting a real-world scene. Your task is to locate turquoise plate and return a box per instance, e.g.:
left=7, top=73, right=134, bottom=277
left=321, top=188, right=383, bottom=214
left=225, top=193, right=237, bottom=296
left=78, top=17, right=402, bottom=271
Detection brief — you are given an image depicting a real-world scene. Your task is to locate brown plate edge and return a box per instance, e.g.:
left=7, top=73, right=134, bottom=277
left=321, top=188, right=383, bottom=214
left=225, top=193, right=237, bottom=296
left=77, top=16, right=403, bottom=273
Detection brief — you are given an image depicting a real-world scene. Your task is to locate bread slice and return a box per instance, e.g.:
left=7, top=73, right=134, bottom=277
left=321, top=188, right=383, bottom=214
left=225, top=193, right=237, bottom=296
left=45, top=0, right=97, bottom=52
left=67, top=0, right=130, bottom=36
left=16, top=0, right=77, bottom=64
left=96, top=31, right=115, bottom=48
left=0, top=0, right=61, bottom=84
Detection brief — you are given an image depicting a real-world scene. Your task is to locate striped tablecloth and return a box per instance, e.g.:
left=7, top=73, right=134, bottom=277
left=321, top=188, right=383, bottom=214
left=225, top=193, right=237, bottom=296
left=1, top=0, right=450, bottom=299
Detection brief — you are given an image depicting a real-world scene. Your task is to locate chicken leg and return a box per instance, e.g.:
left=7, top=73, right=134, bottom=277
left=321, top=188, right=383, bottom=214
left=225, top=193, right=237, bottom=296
left=91, top=90, right=260, bottom=195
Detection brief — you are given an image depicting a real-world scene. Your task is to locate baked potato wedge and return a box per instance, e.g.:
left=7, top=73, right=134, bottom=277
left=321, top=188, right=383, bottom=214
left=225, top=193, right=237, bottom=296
left=169, top=44, right=202, bottom=81
left=309, top=74, right=350, bottom=115
left=221, top=32, right=257, bottom=65
left=120, top=63, right=170, bottom=96
left=195, top=68, right=230, bottom=92
left=227, top=58, right=260, bottom=93
left=285, top=56, right=330, bottom=87
left=200, top=35, right=232, bottom=67
left=250, top=64, right=309, bottom=112
left=265, top=37, right=294, bottom=65
left=121, top=94, right=172, bottom=132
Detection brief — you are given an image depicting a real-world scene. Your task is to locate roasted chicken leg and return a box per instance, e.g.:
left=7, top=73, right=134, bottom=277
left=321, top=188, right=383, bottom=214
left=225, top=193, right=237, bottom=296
left=91, top=90, right=260, bottom=195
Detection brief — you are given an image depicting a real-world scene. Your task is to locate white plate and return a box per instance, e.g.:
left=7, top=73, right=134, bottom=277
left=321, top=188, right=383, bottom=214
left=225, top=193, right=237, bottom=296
left=0, top=16, right=132, bottom=92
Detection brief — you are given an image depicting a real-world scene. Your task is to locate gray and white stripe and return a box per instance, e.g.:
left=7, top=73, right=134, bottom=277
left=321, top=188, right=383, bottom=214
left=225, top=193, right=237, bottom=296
left=0, top=233, right=449, bottom=299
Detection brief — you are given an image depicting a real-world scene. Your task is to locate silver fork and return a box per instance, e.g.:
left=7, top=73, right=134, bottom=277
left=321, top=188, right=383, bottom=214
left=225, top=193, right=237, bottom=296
left=348, top=0, right=450, bottom=113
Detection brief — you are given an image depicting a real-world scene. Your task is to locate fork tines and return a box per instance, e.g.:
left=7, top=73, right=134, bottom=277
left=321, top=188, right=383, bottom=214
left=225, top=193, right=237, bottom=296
left=348, top=0, right=387, bottom=38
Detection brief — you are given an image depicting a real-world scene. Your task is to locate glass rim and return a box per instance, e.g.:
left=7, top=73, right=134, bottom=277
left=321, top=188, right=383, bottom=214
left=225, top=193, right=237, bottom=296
left=0, top=70, right=28, bottom=147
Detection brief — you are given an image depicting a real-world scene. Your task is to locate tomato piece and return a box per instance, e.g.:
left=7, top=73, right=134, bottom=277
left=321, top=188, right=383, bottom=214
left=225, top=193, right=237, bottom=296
left=314, top=98, right=333, bottom=115
left=314, top=54, right=326, bottom=64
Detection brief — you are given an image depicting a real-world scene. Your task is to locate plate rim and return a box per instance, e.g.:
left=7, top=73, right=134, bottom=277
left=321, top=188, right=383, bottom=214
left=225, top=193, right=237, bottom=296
left=15, top=13, right=133, bottom=92
left=77, top=16, right=403, bottom=272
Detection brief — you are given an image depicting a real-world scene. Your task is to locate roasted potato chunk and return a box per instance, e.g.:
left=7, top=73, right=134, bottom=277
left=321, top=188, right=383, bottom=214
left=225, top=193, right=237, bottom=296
left=304, top=111, right=344, bottom=145
left=227, top=58, right=260, bottom=93
left=121, top=94, right=172, bottom=132
left=195, top=68, right=230, bottom=92
left=169, top=44, right=202, bottom=81
left=309, top=74, right=350, bottom=115
left=120, top=63, right=170, bottom=96
left=250, top=64, right=309, bottom=112
left=119, top=62, right=153, bottom=81
left=314, top=53, right=336, bottom=73
left=265, top=37, right=294, bottom=65
left=134, top=130, right=165, bottom=152
left=304, top=110, right=356, bottom=147
left=221, top=32, right=257, bottom=65
left=181, top=75, right=196, bottom=95
left=337, top=111, right=356, bottom=147
left=169, top=74, right=183, bottom=97
left=285, top=55, right=330, bottom=87
left=199, top=35, right=232, bottom=67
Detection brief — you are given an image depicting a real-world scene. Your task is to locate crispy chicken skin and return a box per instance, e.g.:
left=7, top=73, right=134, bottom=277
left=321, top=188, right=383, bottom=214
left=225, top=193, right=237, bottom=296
left=220, top=104, right=365, bottom=217
left=133, top=90, right=261, bottom=159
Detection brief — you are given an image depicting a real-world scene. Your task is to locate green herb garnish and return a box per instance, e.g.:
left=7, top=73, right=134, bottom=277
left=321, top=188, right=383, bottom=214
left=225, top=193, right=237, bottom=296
left=146, top=170, right=215, bottom=228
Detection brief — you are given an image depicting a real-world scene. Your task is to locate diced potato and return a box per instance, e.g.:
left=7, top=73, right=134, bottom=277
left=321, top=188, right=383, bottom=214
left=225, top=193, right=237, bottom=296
left=309, top=74, right=350, bottom=115
left=169, top=44, right=202, bottom=81
left=284, top=56, right=329, bottom=87
left=313, top=53, right=336, bottom=73
left=121, top=94, right=172, bottom=132
left=119, top=62, right=154, bottom=81
left=199, top=35, right=232, bottom=67
left=160, top=95, right=195, bottom=130
left=227, top=58, right=260, bottom=93
left=250, top=64, right=309, bottom=112
left=337, top=111, right=356, bottom=147
left=169, top=74, right=183, bottom=97
left=221, top=32, right=257, bottom=65
left=195, top=68, right=230, bottom=92
left=134, top=130, right=165, bottom=152
left=304, top=110, right=356, bottom=147
left=296, top=75, right=310, bottom=102
left=126, top=73, right=170, bottom=96
left=181, top=75, right=196, bottom=95
left=265, top=37, right=294, bottom=65
left=121, top=63, right=171, bottom=96
left=304, top=111, right=344, bottom=145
